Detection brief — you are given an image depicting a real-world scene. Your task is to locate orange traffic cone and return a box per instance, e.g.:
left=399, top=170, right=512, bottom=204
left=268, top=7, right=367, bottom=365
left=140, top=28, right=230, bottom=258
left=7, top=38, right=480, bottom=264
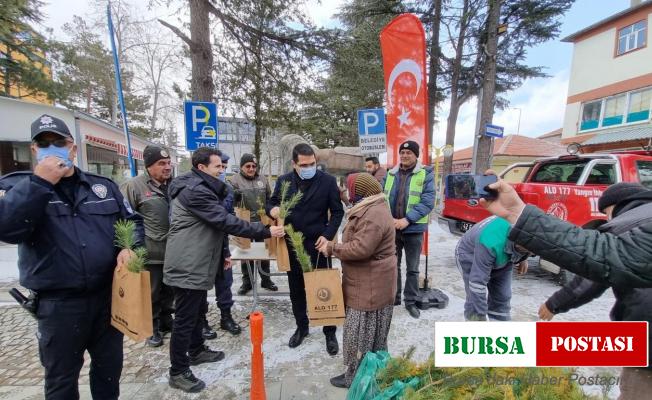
left=250, top=311, right=266, bottom=400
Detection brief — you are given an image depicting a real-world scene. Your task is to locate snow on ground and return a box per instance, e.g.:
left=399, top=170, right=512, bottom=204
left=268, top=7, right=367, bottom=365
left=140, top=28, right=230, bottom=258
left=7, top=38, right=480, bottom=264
left=0, top=224, right=624, bottom=398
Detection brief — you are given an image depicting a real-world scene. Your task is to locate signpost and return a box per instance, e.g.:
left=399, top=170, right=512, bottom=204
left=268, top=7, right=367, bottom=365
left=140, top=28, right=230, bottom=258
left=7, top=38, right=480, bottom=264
left=184, top=101, right=218, bottom=151
left=484, top=124, right=504, bottom=138
left=357, top=108, right=387, bottom=155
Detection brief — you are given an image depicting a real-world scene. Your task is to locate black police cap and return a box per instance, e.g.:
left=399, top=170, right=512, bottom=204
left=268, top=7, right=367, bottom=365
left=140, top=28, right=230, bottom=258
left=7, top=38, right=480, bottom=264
left=31, top=114, right=73, bottom=141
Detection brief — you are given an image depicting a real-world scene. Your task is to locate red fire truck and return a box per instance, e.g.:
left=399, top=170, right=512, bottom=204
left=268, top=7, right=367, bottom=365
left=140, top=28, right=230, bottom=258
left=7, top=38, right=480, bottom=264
left=438, top=149, right=652, bottom=281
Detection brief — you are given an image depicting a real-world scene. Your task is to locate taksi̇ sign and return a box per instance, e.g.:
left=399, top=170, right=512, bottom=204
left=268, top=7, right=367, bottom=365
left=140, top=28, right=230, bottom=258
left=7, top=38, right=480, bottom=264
left=434, top=321, right=648, bottom=367
left=484, top=124, right=504, bottom=138
left=184, top=101, right=218, bottom=151
left=357, top=108, right=387, bottom=155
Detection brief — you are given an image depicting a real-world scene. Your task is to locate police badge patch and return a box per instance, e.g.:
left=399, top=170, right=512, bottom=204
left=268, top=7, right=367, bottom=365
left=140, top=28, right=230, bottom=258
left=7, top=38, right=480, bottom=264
left=92, top=184, right=108, bottom=199
left=257, top=181, right=264, bottom=188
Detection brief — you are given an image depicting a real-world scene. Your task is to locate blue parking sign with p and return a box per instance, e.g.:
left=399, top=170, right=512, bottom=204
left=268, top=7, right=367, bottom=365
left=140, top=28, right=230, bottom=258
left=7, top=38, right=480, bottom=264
left=357, top=108, right=385, bottom=135
left=184, top=101, right=218, bottom=151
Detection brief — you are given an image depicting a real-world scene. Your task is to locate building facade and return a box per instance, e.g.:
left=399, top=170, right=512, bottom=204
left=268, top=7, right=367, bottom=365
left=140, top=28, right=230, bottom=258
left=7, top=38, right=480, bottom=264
left=217, top=116, right=282, bottom=177
left=0, top=97, right=176, bottom=184
left=561, top=0, right=652, bottom=152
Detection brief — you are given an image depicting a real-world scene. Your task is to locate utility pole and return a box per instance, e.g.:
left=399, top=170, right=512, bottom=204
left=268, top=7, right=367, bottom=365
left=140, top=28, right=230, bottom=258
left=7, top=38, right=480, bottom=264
left=472, top=0, right=501, bottom=174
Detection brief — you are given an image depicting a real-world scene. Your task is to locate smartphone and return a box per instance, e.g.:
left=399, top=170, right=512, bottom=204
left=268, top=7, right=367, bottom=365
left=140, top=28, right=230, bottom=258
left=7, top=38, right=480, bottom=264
left=445, top=174, right=498, bottom=200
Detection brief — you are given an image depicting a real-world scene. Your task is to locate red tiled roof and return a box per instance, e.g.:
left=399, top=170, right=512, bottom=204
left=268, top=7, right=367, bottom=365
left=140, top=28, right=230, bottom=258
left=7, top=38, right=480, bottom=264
left=438, top=135, right=567, bottom=162
left=560, top=132, right=597, bottom=145
left=537, top=128, right=563, bottom=139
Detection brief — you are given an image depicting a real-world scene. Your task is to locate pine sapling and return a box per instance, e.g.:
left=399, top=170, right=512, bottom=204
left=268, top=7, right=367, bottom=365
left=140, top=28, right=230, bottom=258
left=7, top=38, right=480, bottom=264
left=256, top=195, right=267, bottom=219
left=114, top=220, right=147, bottom=273
left=279, top=181, right=303, bottom=219
left=285, top=224, right=312, bottom=273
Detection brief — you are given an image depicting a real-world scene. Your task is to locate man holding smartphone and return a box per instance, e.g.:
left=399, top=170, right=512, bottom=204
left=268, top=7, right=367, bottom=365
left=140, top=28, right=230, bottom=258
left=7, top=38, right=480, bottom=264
left=382, top=140, right=435, bottom=319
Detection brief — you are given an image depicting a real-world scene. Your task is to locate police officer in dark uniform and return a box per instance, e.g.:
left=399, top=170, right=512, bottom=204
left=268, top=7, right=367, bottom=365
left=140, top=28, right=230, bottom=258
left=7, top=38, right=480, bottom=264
left=0, top=114, right=144, bottom=400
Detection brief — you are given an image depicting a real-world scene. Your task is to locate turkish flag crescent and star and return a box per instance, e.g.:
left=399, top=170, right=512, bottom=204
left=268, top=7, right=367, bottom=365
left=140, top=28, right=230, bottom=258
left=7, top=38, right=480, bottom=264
left=380, top=14, right=430, bottom=255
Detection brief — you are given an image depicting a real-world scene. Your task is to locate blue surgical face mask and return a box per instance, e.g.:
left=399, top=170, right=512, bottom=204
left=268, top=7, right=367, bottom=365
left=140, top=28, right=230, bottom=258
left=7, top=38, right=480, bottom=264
left=37, top=145, right=73, bottom=168
left=218, top=171, right=226, bottom=182
left=298, top=165, right=316, bottom=180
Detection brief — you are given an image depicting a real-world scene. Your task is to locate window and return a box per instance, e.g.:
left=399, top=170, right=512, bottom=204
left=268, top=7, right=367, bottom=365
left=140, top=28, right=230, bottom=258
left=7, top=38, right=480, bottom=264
left=637, top=161, right=652, bottom=189
left=579, top=87, right=652, bottom=132
left=628, top=89, right=652, bottom=123
left=585, top=163, right=616, bottom=185
left=602, top=95, right=626, bottom=127
left=581, top=100, right=602, bottom=131
left=618, top=20, right=647, bottom=55
left=532, top=161, right=588, bottom=183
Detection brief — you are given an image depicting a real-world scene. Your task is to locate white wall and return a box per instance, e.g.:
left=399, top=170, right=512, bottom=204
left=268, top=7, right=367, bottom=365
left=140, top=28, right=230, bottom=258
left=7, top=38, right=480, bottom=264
left=562, top=102, right=582, bottom=138
left=0, top=97, right=75, bottom=142
left=568, top=14, right=652, bottom=97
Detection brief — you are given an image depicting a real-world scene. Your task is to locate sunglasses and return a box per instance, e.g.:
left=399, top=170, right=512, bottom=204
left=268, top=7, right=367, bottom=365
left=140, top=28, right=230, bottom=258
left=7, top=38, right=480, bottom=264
left=35, top=138, right=71, bottom=148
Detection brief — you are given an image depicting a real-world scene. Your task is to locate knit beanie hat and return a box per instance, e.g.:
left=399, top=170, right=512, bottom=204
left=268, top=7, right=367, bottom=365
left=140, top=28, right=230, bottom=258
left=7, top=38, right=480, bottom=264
left=399, top=140, right=420, bottom=158
left=240, top=153, right=257, bottom=167
left=354, top=173, right=382, bottom=198
left=598, top=182, right=648, bottom=213
left=144, top=145, right=170, bottom=168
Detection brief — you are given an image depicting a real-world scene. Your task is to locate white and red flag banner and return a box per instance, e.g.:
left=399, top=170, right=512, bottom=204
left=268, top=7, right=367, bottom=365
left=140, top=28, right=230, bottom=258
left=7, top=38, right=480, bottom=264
left=380, top=13, right=430, bottom=167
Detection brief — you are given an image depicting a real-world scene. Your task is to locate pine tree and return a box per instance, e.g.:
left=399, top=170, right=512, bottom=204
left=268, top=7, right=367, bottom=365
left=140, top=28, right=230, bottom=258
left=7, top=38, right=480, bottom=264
left=0, top=0, right=58, bottom=100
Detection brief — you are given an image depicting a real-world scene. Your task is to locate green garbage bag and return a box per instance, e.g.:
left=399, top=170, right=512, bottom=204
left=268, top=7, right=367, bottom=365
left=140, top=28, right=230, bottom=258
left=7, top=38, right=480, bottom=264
left=346, top=351, right=391, bottom=400
left=372, top=377, right=420, bottom=400
left=347, top=352, right=421, bottom=400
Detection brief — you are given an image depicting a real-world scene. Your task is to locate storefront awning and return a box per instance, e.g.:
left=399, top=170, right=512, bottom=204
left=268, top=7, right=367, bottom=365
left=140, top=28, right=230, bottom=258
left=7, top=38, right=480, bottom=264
left=582, top=124, right=652, bottom=146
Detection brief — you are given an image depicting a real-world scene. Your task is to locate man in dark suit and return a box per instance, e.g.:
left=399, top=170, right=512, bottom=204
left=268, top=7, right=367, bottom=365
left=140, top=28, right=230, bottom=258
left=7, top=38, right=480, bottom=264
left=267, top=144, right=344, bottom=355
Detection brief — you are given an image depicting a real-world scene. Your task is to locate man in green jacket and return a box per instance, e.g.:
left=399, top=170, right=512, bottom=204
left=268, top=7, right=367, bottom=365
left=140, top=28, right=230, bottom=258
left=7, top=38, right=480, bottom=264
left=120, top=145, right=175, bottom=347
left=230, top=153, right=278, bottom=294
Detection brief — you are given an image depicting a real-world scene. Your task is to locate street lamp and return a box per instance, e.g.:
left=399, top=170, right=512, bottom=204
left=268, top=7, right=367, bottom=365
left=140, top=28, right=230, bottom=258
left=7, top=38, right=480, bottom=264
left=511, top=107, right=522, bottom=136
left=432, top=144, right=454, bottom=192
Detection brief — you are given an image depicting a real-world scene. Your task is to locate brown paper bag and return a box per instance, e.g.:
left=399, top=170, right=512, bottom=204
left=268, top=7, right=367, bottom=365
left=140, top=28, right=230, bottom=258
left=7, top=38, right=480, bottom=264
left=275, top=217, right=291, bottom=272
left=259, top=215, right=276, bottom=256
left=111, top=264, right=153, bottom=342
left=234, top=207, right=252, bottom=249
left=304, top=268, right=345, bottom=326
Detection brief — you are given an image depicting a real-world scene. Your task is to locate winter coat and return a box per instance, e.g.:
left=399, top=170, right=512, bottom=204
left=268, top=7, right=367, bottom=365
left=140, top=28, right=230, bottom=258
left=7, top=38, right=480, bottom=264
left=120, top=172, right=170, bottom=264
left=230, top=172, right=270, bottom=222
left=371, top=167, right=387, bottom=183
left=544, top=195, right=652, bottom=368
left=0, top=169, right=143, bottom=292
left=164, top=168, right=270, bottom=290
left=456, top=216, right=529, bottom=320
left=381, top=162, right=435, bottom=234
left=329, top=193, right=397, bottom=311
left=509, top=200, right=652, bottom=288
left=266, top=169, right=344, bottom=267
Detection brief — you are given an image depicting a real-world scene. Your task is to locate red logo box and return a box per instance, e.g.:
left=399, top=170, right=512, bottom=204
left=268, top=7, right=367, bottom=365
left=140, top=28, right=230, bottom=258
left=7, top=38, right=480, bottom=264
left=536, top=322, right=648, bottom=367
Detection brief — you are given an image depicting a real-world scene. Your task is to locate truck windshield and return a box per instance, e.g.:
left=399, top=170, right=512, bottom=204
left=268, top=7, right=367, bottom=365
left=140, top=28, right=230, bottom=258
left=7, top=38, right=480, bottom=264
left=531, top=161, right=588, bottom=183
left=637, top=161, right=652, bottom=189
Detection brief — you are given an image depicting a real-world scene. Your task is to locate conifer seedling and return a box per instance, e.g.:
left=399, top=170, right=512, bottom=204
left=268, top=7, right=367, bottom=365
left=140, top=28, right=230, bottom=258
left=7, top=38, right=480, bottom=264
left=285, top=224, right=312, bottom=273
left=279, top=181, right=303, bottom=219
left=114, top=220, right=147, bottom=273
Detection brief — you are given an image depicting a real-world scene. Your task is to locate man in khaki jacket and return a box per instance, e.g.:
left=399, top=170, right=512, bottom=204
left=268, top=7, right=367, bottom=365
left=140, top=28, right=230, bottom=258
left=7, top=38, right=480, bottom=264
left=229, top=154, right=278, bottom=294
left=120, top=145, right=174, bottom=347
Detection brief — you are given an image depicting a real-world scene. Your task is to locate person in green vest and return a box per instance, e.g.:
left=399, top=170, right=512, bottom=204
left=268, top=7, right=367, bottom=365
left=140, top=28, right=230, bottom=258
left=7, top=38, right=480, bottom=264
left=455, top=216, right=530, bottom=321
left=381, top=140, right=435, bottom=319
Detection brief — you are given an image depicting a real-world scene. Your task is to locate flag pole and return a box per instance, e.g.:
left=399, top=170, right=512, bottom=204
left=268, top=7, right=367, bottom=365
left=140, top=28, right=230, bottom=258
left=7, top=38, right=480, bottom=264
left=107, top=2, right=136, bottom=177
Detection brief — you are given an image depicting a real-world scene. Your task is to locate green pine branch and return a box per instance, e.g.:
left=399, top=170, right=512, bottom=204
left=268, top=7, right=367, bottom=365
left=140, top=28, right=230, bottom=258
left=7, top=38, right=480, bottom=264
left=285, top=224, right=312, bottom=273
left=114, top=220, right=147, bottom=273
left=279, top=181, right=303, bottom=219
